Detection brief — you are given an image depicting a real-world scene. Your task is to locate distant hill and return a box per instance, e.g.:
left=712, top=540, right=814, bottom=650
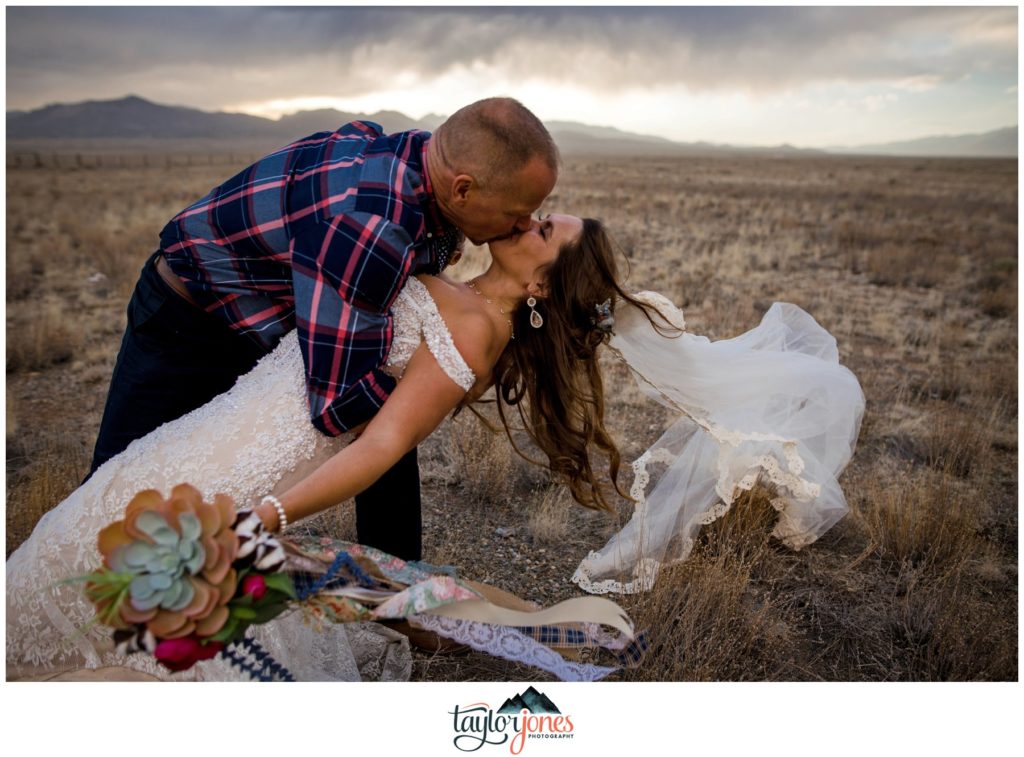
left=6, top=95, right=273, bottom=139
left=5, top=95, right=1017, bottom=158
left=830, top=126, right=1017, bottom=158
left=4, top=96, right=439, bottom=142
left=273, top=108, right=446, bottom=139
left=545, top=120, right=677, bottom=145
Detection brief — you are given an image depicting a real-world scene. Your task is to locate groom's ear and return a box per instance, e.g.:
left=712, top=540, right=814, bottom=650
left=451, top=174, right=475, bottom=205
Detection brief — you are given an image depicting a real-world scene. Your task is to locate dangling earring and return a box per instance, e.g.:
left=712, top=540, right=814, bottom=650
left=527, top=297, right=544, bottom=329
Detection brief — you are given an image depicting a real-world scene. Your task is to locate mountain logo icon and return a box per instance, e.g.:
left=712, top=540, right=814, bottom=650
left=496, top=686, right=561, bottom=715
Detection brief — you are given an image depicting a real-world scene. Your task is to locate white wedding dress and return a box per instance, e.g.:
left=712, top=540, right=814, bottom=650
left=5, top=276, right=477, bottom=682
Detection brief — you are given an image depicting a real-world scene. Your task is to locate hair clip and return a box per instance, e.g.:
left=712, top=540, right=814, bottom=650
left=591, top=299, right=615, bottom=334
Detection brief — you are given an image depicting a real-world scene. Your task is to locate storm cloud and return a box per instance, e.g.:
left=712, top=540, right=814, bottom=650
left=7, top=6, right=1016, bottom=108
left=5, top=6, right=1016, bottom=146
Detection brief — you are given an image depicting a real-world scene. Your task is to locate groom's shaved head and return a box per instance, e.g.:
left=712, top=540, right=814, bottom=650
left=436, top=97, right=559, bottom=190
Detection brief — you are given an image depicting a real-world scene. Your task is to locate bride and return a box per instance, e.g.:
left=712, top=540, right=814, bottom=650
left=6, top=214, right=864, bottom=680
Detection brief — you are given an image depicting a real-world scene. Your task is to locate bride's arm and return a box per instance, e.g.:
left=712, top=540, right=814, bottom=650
left=255, top=318, right=495, bottom=531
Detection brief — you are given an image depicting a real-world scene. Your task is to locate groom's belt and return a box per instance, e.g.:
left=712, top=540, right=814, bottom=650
left=156, top=254, right=201, bottom=308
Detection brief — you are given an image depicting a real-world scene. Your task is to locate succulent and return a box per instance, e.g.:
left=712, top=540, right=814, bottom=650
left=93, top=484, right=241, bottom=639
left=114, top=510, right=205, bottom=612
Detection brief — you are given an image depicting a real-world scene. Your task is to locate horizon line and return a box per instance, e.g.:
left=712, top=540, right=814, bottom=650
left=5, top=93, right=1018, bottom=154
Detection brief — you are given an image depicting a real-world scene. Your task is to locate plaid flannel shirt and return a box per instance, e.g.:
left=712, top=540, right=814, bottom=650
left=159, top=121, right=460, bottom=435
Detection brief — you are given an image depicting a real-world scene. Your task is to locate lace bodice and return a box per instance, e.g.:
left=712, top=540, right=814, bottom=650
left=6, top=276, right=475, bottom=680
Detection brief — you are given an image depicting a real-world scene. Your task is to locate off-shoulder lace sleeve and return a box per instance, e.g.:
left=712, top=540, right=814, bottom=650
left=402, top=278, right=476, bottom=392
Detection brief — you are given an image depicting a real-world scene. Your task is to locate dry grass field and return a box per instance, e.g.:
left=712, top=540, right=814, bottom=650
left=5, top=151, right=1017, bottom=681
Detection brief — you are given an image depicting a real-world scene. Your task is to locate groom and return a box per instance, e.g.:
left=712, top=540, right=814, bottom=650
left=88, top=97, right=559, bottom=561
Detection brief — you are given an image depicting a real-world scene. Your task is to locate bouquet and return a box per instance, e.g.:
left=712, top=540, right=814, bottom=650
left=76, top=484, right=646, bottom=681
left=82, top=485, right=294, bottom=672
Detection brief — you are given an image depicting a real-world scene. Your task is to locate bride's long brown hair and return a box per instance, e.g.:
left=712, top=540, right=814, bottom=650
left=490, top=218, right=663, bottom=512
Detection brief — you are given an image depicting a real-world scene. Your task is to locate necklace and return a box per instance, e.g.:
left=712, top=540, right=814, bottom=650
left=467, top=278, right=515, bottom=340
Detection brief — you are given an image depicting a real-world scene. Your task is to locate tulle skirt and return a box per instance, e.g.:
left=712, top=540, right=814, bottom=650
left=573, top=294, right=865, bottom=594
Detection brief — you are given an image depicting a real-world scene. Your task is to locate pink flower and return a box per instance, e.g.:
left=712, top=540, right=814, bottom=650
left=154, top=635, right=223, bottom=672
left=241, top=574, right=267, bottom=600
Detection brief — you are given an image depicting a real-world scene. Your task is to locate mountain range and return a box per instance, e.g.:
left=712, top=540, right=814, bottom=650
left=6, top=95, right=1017, bottom=158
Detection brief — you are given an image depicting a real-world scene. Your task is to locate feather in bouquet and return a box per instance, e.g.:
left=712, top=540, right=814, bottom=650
left=76, top=484, right=647, bottom=680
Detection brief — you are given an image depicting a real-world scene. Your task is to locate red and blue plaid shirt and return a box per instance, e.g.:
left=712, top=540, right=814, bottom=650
left=159, top=121, right=461, bottom=436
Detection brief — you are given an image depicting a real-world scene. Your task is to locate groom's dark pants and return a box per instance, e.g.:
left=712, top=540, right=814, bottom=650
left=87, top=251, right=423, bottom=561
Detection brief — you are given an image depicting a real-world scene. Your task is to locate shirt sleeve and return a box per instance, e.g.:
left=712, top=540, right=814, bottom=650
left=291, top=211, right=418, bottom=436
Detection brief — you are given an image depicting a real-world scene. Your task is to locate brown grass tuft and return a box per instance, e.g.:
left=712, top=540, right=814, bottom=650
left=697, top=484, right=782, bottom=559
left=892, top=562, right=1017, bottom=680
left=978, top=285, right=1016, bottom=319
left=865, top=243, right=955, bottom=288
left=442, top=405, right=549, bottom=506
left=526, top=485, right=574, bottom=545
left=856, top=466, right=980, bottom=570
left=6, top=436, right=90, bottom=556
left=6, top=300, right=83, bottom=372
left=886, top=400, right=1000, bottom=479
left=617, top=487, right=796, bottom=681
left=618, top=558, right=790, bottom=680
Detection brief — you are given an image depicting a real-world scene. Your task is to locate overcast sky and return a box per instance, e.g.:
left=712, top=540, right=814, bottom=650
left=4, top=5, right=1018, bottom=147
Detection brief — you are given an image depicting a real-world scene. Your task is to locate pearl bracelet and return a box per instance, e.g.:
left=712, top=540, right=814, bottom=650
left=261, top=495, right=288, bottom=533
